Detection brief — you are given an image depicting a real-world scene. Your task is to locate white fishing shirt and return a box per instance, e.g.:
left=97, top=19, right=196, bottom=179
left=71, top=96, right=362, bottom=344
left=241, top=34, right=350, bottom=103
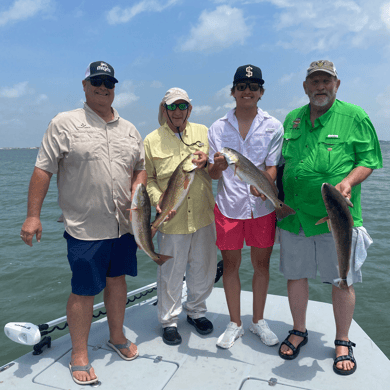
left=208, top=108, right=283, bottom=220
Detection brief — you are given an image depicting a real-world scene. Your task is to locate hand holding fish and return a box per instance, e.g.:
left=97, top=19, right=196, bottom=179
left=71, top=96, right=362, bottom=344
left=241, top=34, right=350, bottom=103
left=156, top=202, right=176, bottom=222
left=335, top=180, right=352, bottom=200
left=249, top=169, right=275, bottom=201
left=192, top=151, right=208, bottom=169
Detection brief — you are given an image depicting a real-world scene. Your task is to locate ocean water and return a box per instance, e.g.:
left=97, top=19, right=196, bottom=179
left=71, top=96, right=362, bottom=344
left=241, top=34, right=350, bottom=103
left=0, top=144, right=389, bottom=367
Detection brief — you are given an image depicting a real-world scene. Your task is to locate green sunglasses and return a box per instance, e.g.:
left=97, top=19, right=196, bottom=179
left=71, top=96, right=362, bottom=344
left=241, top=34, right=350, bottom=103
left=165, top=102, right=189, bottom=111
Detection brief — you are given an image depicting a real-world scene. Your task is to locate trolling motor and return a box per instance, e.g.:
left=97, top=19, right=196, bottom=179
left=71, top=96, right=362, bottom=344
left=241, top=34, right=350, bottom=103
left=4, top=322, right=52, bottom=355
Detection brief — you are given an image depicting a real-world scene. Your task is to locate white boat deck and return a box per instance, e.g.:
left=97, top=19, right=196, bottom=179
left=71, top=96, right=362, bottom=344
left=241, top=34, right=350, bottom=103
left=1, top=287, right=389, bottom=389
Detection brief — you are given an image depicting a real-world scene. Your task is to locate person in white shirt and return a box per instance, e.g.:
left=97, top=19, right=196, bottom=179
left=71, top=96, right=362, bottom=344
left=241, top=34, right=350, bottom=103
left=208, top=64, right=283, bottom=349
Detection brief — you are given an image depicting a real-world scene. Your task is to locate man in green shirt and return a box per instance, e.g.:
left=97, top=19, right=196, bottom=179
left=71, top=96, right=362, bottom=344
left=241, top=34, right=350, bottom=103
left=277, top=60, right=382, bottom=375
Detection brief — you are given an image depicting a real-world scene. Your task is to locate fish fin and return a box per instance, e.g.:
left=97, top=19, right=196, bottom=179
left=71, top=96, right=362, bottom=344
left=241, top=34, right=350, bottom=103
left=275, top=203, right=296, bottom=221
left=154, top=254, right=173, bottom=266
left=151, top=226, right=158, bottom=239
left=327, top=220, right=332, bottom=232
left=344, top=197, right=354, bottom=208
left=315, top=216, right=330, bottom=225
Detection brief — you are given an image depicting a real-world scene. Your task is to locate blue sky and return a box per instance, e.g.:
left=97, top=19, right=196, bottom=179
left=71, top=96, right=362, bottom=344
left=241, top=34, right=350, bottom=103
left=1, top=0, right=390, bottom=147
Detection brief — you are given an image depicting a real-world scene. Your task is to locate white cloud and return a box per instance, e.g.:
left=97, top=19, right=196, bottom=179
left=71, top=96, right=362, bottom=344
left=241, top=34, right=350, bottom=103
left=192, top=105, right=213, bottom=116
left=0, top=82, right=32, bottom=98
left=381, top=3, right=390, bottom=29
left=0, top=0, right=52, bottom=27
left=114, top=80, right=139, bottom=108
left=278, top=73, right=295, bottom=84
left=179, top=5, right=251, bottom=52
left=151, top=80, right=163, bottom=88
left=288, top=95, right=308, bottom=108
left=35, top=94, right=48, bottom=104
left=274, top=0, right=390, bottom=52
left=114, top=92, right=139, bottom=108
left=107, top=0, right=180, bottom=25
left=215, top=85, right=232, bottom=100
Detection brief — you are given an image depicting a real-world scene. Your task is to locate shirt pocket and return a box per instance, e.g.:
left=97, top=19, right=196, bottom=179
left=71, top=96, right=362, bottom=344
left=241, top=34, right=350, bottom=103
left=282, top=131, right=301, bottom=160
left=313, top=137, right=345, bottom=173
left=70, top=132, right=102, bottom=161
left=120, top=135, right=140, bottom=167
left=152, top=150, right=175, bottom=180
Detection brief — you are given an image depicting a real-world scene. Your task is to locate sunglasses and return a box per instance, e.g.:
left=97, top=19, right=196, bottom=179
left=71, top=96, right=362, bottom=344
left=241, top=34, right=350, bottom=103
left=235, top=82, right=261, bottom=91
left=165, top=102, right=189, bottom=111
left=89, top=78, right=116, bottom=89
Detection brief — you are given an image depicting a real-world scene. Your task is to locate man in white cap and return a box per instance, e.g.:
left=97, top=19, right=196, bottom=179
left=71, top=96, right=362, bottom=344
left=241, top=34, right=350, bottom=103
left=277, top=60, right=382, bottom=375
left=20, top=61, right=146, bottom=385
left=144, top=88, right=217, bottom=345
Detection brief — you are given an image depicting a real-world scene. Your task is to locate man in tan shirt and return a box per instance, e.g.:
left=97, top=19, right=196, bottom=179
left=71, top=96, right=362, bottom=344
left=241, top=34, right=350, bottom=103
left=20, top=61, right=146, bottom=385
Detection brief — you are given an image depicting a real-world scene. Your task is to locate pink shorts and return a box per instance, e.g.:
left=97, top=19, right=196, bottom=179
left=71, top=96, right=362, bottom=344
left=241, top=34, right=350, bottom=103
left=214, top=204, right=276, bottom=250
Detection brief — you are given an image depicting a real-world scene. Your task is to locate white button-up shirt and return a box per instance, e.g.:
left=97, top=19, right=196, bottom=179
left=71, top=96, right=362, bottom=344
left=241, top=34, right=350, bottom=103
left=208, top=108, right=283, bottom=219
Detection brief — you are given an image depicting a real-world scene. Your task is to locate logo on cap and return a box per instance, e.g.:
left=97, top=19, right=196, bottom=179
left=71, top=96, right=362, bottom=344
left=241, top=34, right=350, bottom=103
left=246, top=66, right=253, bottom=78
left=97, top=62, right=111, bottom=73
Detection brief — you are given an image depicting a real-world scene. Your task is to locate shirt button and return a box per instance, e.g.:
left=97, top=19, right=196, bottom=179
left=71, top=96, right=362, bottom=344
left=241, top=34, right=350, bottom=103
left=300, top=160, right=303, bottom=163
left=188, top=210, right=191, bottom=213
left=295, top=177, right=298, bottom=180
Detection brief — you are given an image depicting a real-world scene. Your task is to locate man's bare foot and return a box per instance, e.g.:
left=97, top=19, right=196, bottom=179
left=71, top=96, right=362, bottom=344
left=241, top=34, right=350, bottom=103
left=70, top=352, right=97, bottom=383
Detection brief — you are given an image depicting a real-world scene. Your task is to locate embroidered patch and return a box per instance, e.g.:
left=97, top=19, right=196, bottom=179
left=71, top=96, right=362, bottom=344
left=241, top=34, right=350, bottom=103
left=293, top=118, right=301, bottom=129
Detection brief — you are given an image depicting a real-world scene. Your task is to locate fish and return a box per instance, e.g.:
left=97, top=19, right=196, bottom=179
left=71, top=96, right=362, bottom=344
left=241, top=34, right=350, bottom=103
left=220, top=147, right=295, bottom=220
left=131, top=183, right=173, bottom=266
left=315, top=183, right=354, bottom=289
left=151, top=153, right=197, bottom=236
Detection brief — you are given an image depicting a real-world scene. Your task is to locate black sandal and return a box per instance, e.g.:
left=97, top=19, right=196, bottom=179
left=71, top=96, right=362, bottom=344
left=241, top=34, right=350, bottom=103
left=333, top=340, right=357, bottom=375
left=278, top=329, right=308, bottom=360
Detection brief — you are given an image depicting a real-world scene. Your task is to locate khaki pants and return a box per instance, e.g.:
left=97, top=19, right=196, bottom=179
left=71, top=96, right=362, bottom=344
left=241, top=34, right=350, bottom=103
left=157, top=223, right=218, bottom=328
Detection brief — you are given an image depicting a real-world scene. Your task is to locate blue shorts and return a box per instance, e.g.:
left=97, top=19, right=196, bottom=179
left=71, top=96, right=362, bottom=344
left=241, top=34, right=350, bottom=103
left=64, top=231, right=138, bottom=296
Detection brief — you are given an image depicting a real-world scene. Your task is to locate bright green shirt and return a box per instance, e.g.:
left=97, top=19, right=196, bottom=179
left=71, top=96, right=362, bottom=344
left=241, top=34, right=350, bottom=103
left=144, top=122, right=215, bottom=235
left=278, top=99, right=382, bottom=237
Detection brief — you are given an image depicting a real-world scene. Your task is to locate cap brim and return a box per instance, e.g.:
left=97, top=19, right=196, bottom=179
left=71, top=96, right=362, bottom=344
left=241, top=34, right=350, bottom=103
left=165, top=97, right=192, bottom=105
left=234, top=78, right=264, bottom=85
left=85, top=73, right=118, bottom=83
left=306, top=69, right=336, bottom=78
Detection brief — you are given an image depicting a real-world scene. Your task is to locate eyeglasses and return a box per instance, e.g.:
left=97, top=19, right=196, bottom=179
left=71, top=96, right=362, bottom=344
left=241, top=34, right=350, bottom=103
left=235, top=82, right=261, bottom=91
left=89, top=78, right=116, bottom=89
left=165, top=102, right=189, bottom=111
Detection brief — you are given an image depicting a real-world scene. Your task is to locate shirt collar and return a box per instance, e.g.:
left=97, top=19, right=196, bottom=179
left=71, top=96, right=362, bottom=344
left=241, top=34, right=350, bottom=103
left=84, top=102, right=119, bottom=123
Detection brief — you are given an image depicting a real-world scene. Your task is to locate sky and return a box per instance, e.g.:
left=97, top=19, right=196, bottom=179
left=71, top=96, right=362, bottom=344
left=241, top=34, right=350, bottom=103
left=1, top=0, right=390, bottom=147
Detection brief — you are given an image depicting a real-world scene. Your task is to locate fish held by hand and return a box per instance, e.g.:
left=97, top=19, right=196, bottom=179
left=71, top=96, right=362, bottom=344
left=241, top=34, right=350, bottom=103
left=131, top=183, right=172, bottom=266
left=151, top=153, right=197, bottom=235
left=315, top=183, right=354, bottom=289
left=220, top=147, right=295, bottom=221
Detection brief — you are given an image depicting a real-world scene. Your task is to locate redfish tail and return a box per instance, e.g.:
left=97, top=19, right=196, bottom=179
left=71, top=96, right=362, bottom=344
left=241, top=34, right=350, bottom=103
left=275, top=203, right=296, bottom=221
left=336, top=279, right=349, bottom=290
left=154, top=254, right=173, bottom=266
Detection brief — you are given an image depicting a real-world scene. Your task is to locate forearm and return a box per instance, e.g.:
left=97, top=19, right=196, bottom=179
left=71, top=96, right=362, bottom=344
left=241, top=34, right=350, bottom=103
left=342, top=166, right=373, bottom=187
left=336, top=166, right=373, bottom=198
left=27, top=167, right=52, bottom=218
left=265, top=165, right=277, bottom=182
left=208, top=162, right=224, bottom=180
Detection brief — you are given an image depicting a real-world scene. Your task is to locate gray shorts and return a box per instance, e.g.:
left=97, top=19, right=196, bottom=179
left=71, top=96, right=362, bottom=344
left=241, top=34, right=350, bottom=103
left=279, top=227, right=373, bottom=287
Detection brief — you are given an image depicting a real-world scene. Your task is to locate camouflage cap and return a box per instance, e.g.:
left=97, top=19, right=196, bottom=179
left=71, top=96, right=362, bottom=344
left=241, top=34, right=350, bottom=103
left=306, top=60, right=337, bottom=78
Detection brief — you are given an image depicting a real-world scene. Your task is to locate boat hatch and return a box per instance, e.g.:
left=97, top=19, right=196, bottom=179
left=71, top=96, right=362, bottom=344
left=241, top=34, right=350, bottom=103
left=33, top=345, right=178, bottom=390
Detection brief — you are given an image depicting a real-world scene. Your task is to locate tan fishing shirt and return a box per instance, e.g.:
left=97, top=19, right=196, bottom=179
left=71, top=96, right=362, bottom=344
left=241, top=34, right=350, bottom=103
left=36, top=103, right=145, bottom=240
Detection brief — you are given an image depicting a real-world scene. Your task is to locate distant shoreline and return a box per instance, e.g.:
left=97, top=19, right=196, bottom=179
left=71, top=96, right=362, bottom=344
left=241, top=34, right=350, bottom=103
left=1, top=140, right=389, bottom=150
